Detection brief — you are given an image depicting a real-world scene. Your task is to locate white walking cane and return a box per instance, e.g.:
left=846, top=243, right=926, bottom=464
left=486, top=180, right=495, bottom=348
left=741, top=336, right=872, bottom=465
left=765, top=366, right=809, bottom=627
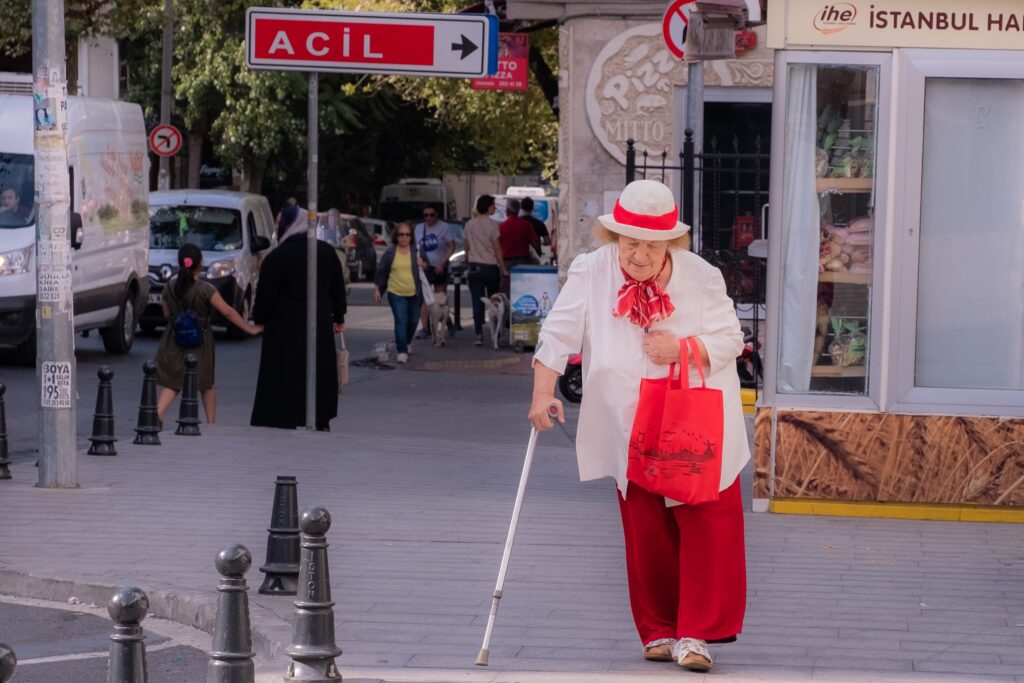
left=476, top=404, right=559, bottom=666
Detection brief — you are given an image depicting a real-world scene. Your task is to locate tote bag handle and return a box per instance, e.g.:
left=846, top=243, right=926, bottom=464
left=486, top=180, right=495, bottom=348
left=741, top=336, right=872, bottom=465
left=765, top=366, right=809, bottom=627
left=668, top=337, right=707, bottom=390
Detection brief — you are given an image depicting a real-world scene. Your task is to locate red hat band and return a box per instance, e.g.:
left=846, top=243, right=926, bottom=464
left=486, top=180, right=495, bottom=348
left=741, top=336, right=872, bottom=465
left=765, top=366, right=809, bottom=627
left=612, top=199, right=678, bottom=231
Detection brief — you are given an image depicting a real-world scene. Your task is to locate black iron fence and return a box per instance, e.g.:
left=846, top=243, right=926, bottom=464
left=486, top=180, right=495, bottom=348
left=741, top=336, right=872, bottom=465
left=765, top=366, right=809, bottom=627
left=625, top=129, right=769, bottom=307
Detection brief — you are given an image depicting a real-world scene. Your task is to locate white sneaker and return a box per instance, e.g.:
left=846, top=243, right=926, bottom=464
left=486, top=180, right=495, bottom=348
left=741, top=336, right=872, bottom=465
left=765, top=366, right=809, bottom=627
left=674, top=638, right=712, bottom=672
left=396, top=353, right=409, bottom=364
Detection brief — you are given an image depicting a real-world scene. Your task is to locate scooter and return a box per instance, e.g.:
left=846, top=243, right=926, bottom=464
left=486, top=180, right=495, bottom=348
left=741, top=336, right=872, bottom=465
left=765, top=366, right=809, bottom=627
left=558, top=353, right=583, bottom=403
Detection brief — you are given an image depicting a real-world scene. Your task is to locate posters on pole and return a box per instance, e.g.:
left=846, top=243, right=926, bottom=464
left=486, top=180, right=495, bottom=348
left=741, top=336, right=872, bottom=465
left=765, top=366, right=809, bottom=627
left=472, top=33, right=529, bottom=91
left=41, top=361, right=73, bottom=408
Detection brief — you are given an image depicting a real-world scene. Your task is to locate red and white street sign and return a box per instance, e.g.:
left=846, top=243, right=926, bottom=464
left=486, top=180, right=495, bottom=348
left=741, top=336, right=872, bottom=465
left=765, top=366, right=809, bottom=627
left=149, top=124, right=182, bottom=157
left=246, top=8, right=499, bottom=78
left=662, top=0, right=697, bottom=59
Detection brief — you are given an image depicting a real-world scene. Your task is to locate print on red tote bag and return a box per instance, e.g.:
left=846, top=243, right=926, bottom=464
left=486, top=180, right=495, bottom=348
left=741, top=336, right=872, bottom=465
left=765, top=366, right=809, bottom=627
left=627, top=337, right=724, bottom=505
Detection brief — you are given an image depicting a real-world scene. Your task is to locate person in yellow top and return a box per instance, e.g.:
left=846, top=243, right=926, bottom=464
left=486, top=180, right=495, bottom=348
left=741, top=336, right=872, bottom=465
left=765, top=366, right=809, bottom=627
left=374, top=222, right=423, bottom=363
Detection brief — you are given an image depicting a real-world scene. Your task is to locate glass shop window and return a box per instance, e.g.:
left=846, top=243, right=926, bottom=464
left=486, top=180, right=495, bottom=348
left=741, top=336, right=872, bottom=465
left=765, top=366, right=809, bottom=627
left=915, top=78, right=1024, bottom=390
left=777, top=64, right=878, bottom=395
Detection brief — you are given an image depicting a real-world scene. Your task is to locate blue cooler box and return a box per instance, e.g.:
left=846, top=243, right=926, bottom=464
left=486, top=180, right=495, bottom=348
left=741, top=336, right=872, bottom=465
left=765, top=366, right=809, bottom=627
left=509, top=265, right=559, bottom=349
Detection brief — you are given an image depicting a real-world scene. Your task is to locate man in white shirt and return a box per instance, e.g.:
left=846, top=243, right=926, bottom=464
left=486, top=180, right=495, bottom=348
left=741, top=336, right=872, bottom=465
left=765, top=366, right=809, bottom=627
left=414, top=207, right=454, bottom=339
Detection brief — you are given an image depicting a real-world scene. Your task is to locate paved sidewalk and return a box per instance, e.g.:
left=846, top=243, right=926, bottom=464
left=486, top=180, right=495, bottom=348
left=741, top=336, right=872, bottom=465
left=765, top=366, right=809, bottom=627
left=0, top=410, right=1021, bottom=682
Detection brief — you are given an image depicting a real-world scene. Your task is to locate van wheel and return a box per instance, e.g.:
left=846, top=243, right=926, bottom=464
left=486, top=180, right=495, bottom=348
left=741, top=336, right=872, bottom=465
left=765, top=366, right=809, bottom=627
left=101, top=290, right=136, bottom=354
left=226, top=288, right=251, bottom=340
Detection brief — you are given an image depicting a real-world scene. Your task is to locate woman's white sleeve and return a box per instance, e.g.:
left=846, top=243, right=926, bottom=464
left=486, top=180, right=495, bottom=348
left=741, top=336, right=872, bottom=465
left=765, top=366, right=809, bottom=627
left=532, top=254, right=589, bottom=374
left=697, top=267, right=744, bottom=376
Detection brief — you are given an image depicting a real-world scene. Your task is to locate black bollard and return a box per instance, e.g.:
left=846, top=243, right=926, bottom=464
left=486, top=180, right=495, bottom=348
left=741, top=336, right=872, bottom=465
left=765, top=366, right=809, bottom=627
left=133, top=361, right=161, bottom=445
left=0, top=642, right=15, bottom=683
left=258, top=475, right=300, bottom=596
left=0, top=384, right=11, bottom=479
left=208, top=544, right=255, bottom=683
left=88, top=366, right=117, bottom=456
left=176, top=353, right=201, bottom=436
left=106, top=586, right=148, bottom=683
left=284, top=506, right=342, bottom=682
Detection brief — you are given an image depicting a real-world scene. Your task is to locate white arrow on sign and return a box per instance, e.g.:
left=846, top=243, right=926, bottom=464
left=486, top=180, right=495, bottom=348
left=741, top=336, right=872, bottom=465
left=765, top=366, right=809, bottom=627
left=246, top=8, right=499, bottom=79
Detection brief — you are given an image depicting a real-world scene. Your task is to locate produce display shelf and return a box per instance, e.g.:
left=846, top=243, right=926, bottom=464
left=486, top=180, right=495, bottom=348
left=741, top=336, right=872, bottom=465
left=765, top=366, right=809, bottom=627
left=811, top=364, right=867, bottom=378
left=816, top=177, right=873, bottom=193
left=819, top=271, right=871, bottom=285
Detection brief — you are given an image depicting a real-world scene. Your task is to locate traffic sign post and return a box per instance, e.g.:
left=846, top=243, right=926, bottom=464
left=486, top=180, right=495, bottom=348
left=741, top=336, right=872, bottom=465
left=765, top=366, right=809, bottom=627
left=246, top=8, right=499, bottom=78
left=149, top=124, right=182, bottom=157
left=245, top=7, right=499, bottom=430
left=662, top=0, right=696, bottom=59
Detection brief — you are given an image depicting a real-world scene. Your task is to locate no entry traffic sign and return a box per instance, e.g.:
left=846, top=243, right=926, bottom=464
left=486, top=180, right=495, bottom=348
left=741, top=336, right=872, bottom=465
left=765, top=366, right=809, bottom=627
left=662, top=0, right=697, bottom=59
left=149, top=124, right=182, bottom=157
left=246, top=8, right=499, bottom=78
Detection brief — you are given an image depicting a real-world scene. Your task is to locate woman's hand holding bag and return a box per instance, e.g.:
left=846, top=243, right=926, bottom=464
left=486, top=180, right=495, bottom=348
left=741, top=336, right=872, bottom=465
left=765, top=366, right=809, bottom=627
left=627, top=337, right=725, bottom=505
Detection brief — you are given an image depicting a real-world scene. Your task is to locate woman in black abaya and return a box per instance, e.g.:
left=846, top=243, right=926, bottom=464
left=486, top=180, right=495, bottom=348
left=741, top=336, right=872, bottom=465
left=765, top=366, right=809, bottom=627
left=251, top=206, right=347, bottom=430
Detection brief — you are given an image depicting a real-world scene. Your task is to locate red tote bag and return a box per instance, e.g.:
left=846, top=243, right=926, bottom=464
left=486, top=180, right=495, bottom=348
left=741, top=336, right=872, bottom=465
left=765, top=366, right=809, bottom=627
left=627, top=338, right=724, bottom=505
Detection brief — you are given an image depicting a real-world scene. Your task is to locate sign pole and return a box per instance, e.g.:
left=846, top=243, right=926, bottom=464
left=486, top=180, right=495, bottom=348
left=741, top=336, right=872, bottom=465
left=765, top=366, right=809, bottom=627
left=305, top=72, right=318, bottom=431
left=32, top=0, right=77, bottom=488
left=158, top=0, right=174, bottom=190
left=685, top=61, right=703, bottom=250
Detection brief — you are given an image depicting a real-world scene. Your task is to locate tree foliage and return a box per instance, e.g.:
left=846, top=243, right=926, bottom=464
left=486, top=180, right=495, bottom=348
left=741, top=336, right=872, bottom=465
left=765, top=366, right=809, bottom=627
left=0, top=0, right=558, bottom=206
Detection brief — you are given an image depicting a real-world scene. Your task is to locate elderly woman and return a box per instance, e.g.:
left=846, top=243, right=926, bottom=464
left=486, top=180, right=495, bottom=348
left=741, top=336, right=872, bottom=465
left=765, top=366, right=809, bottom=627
left=528, top=179, right=749, bottom=672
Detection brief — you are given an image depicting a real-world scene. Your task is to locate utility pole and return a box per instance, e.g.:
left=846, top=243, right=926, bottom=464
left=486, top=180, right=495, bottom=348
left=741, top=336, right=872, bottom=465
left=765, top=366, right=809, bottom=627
left=32, top=0, right=78, bottom=488
left=157, top=0, right=173, bottom=191
left=305, top=73, right=318, bottom=431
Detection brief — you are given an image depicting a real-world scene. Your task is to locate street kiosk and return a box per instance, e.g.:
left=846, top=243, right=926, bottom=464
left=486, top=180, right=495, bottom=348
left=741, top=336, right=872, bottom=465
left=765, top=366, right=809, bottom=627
left=755, top=0, right=1024, bottom=519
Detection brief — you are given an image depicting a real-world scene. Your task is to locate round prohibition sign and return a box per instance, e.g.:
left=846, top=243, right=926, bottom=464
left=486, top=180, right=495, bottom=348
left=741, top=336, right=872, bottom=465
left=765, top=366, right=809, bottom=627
left=662, top=0, right=697, bottom=60
left=149, top=124, right=182, bottom=157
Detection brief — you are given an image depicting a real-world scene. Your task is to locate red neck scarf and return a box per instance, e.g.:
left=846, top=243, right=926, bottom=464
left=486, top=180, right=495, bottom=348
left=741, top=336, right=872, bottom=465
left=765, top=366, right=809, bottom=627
left=613, top=256, right=675, bottom=330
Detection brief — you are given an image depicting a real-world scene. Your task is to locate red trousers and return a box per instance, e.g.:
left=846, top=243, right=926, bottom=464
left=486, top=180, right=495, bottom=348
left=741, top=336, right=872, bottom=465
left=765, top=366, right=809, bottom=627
left=617, top=477, right=746, bottom=645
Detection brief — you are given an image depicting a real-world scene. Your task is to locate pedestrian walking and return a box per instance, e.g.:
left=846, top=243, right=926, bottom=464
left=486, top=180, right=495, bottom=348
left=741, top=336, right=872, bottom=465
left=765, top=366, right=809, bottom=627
left=250, top=206, right=347, bottom=431
left=528, top=179, right=749, bottom=672
left=374, top=222, right=422, bottom=364
left=413, top=208, right=454, bottom=339
left=464, top=195, right=507, bottom=346
left=155, top=244, right=262, bottom=424
left=498, top=197, right=540, bottom=270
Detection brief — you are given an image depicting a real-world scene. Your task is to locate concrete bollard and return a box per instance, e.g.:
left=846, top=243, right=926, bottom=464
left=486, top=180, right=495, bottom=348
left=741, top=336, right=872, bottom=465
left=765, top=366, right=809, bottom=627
left=208, top=544, right=255, bottom=683
left=133, top=361, right=161, bottom=445
left=175, top=353, right=201, bottom=436
left=88, top=366, right=117, bottom=456
left=0, top=642, right=16, bottom=683
left=284, top=506, right=342, bottom=681
left=0, top=384, right=11, bottom=479
left=106, top=586, right=149, bottom=683
left=258, top=475, right=300, bottom=596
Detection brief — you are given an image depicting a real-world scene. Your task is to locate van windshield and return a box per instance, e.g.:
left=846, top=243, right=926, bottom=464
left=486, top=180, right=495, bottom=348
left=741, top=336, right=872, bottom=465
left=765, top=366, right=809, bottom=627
left=379, top=201, right=443, bottom=223
left=150, top=205, right=243, bottom=251
left=0, top=154, right=37, bottom=229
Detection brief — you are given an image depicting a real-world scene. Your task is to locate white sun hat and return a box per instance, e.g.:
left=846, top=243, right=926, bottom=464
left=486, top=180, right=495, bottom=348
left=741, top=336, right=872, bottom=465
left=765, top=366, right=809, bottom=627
left=598, top=179, right=690, bottom=241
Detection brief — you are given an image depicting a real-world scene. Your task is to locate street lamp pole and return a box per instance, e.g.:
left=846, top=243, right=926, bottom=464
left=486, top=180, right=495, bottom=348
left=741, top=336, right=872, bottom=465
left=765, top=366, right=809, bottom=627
left=32, top=0, right=78, bottom=488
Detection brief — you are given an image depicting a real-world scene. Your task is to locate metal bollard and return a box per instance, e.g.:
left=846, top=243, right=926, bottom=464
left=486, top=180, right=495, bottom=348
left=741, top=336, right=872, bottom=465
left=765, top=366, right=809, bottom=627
left=208, top=544, right=255, bottom=683
left=0, top=642, right=16, bottom=683
left=0, top=384, right=11, bottom=479
left=133, top=361, right=161, bottom=445
left=284, top=506, right=342, bottom=681
left=107, top=586, right=149, bottom=683
left=88, top=366, right=118, bottom=456
left=258, top=475, right=300, bottom=595
left=175, top=353, right=201, bottom=436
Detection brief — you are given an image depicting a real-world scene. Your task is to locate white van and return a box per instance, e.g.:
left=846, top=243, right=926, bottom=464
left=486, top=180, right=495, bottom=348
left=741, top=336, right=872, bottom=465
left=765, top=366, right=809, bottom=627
left=378, top=178, right=457, bottom=223
left=0, top=94, right=150, bottom=360
left=140, top=190, right=274, bottom=337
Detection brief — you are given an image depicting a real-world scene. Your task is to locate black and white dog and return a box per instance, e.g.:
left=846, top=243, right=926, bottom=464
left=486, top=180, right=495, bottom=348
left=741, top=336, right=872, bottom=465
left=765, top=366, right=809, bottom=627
left=481, top=293, right=509, bottom=350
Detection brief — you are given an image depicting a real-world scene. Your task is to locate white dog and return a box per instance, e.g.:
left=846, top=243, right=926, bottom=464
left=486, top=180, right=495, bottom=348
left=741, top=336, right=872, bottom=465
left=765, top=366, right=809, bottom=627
left=481, top=293, right=509, bottom=350
left=429, top=292, right=449, bottom=348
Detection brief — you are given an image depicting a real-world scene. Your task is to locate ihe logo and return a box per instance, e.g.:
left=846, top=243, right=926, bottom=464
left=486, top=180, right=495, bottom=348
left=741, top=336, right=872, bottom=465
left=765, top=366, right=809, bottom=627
left=814, top=3, right=858, bottom=34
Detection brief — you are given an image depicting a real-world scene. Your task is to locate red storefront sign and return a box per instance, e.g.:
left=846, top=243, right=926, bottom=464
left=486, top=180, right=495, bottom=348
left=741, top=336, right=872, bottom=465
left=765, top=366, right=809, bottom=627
left=472, top=33, right=529, bottom=91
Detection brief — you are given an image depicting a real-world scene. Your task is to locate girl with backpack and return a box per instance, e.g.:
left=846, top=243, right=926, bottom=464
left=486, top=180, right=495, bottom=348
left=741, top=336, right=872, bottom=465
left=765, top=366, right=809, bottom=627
left=155, top=243, right=262, bottom=423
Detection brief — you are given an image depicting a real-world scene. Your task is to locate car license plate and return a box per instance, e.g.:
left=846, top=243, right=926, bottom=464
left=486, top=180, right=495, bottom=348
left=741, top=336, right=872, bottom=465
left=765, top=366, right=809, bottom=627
left=148, top=293, right=162, bottom=305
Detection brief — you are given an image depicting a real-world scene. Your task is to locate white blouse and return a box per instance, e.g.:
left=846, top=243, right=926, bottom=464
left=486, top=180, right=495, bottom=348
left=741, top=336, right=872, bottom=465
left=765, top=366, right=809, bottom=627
left=534, top=243, right=750, bottom=504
